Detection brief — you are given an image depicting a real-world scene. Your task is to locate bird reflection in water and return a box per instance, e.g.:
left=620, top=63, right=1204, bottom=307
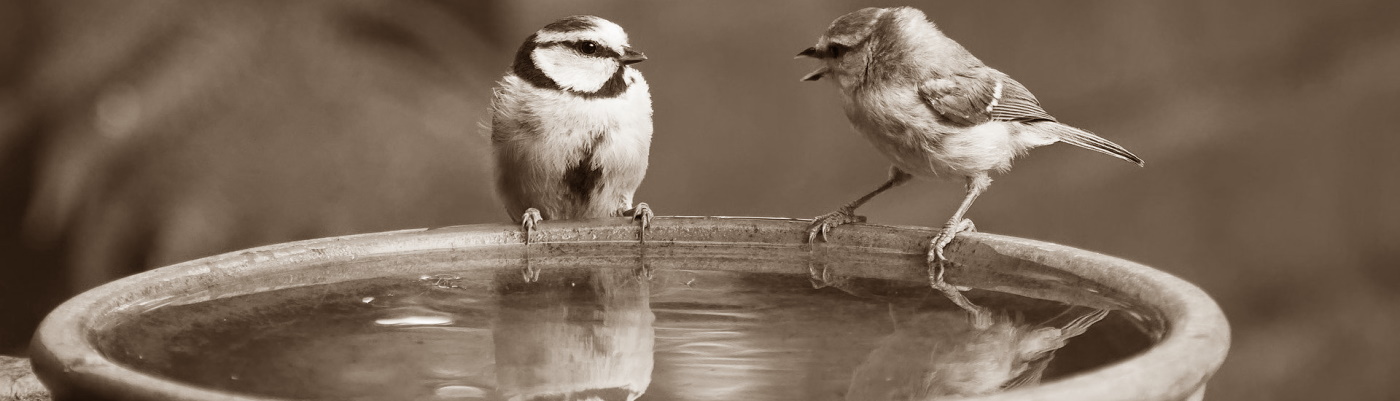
left=845, top=306, right=1110, bottom=400
left=493, top=266, right=655, bottom=401
left=490, top=259, right=1112, bottom=401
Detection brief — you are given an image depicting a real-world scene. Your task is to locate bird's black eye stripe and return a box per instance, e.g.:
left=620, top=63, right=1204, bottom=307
left=827, top=43, right=847, bottom=58
left=540, top=41, right=620, bottom=58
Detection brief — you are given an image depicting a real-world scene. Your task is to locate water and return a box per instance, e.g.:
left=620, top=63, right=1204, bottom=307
left=98, top=258, right=1159, bottom=401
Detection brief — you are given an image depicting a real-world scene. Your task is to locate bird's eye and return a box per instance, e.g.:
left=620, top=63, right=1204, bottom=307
left=577, top=41, right=599, bottom=55
left=827, top=44, right=846, bottom=58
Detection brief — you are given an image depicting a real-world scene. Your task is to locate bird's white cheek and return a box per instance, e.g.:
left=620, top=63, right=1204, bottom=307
left=533, top=47, right=617, bottom=92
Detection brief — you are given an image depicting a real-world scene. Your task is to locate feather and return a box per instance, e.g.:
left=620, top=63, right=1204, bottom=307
left=823, top=7, right=892, bottom=48
left=918, top=75, right=992, bottom=126
left=920, top=69, right=1059, bottom=126
left=918, top=68, right=1143, bottom=166
left=986, top=75, right=1055, bottom=123
left=1033, top=122, right=1145, bottom=166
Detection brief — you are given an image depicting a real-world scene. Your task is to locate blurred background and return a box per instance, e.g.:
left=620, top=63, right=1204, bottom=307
left=1, top=0, right=1397, bottom=400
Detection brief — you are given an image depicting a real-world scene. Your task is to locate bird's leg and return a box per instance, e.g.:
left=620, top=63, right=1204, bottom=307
left=807, top=166, right=913, bottom=242
left=620, top=202, right=655, bottom=279
left=927, top=174, right=992, bottom=328
left=928, top=174, right=990, bottom=263
left=620, top=202, right=653, bottom=244
left=520, top=208, right=543, bottom=282
left=521, top=208, right=544, bottom=244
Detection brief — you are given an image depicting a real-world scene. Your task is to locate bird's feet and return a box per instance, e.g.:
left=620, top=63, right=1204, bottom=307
left=622, top=202, right=654, bottom=243
left=807, top=206, right=867, bottom=243
left=630, top=203, right=655, bottom=280
left=927, top=218, right=976, bottom=265
left=519, top=208, right=543, bottom=282
left=926, top=218, right=990, bottom=329
left=520, top=208, right=543, bottom=245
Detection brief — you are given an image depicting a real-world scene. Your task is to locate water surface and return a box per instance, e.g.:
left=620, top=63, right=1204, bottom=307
left=99, top=260, right=1158, bottom=401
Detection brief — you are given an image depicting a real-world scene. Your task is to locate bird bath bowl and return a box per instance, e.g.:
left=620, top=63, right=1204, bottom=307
left=30, top=217, right=1228, bottom=401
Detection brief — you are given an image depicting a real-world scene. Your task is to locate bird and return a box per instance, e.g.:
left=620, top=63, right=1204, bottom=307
left=796, top=7, right=1143, bottom=324
left=845, top=307, right=1111, bottom=400
left=489, top=15, right=655, bottom=281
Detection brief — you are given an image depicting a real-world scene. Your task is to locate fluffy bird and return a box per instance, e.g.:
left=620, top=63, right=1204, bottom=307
left=490, top=16, right=654, bottom=260
left=798, top=7, right=1143, bottom=321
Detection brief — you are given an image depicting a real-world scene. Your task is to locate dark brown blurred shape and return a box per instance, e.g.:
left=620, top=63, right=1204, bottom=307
left=0, top=0, right=509, bottom=353
left=3, top=1, right=1399, bottom=400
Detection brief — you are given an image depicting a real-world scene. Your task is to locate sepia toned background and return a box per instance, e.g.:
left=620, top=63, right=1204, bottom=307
left=2, top=0, right=1397, bottom=400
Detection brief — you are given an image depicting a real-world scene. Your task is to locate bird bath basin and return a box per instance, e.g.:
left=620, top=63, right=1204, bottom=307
left=30, top=217, right=1228, bottom=401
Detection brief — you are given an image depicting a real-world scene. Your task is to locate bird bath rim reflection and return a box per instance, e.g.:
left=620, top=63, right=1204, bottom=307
left=30, top=217, right=1230, bottom=401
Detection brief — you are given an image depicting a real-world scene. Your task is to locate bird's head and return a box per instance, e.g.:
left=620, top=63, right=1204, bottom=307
left=797, top=7, right=927, bottom=87
left=514, top=16, right=647, bottom=95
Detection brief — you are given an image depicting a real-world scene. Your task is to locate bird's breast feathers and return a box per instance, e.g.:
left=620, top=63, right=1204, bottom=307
left=495, top=69, right=652, bottom=165
left=491, top=69, right=652, bottom=218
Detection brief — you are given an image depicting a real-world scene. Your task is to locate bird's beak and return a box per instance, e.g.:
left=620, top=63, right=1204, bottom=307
left=801, top=66, right=828, bottom=82
left=795, top=47, right=818, bottom=59
left=620, top=47, right=647, bottom=65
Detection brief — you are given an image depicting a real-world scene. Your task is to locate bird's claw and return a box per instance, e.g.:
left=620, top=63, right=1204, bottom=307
left=520, top=208, right=543, bottom=245
left=806, top=207, right=867, bottom=243
left=623, top=203, right=654, bottom=243
left=517, top=208, right=544, bottom=282
left=926, top=218, right=976, bottom=264
left=630, top=202, right=653, bottom=229
left=622, top=203, right=655, bottom=277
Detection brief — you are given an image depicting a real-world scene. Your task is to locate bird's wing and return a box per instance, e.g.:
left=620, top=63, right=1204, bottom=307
left=918, top=69, right=1056, bottom=126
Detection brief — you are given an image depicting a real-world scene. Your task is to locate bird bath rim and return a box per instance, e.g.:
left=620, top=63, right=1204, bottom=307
left=30, top=216, right=1229, bottom=401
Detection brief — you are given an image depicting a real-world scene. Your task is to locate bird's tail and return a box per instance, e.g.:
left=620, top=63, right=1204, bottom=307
left=1036, top=122, right=1144, bottom=166
left=1057, top=308, right=1111, bottom=339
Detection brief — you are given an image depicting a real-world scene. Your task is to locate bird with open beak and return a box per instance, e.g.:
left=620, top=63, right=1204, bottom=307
left=797, top=7, right=1143, bottom=327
